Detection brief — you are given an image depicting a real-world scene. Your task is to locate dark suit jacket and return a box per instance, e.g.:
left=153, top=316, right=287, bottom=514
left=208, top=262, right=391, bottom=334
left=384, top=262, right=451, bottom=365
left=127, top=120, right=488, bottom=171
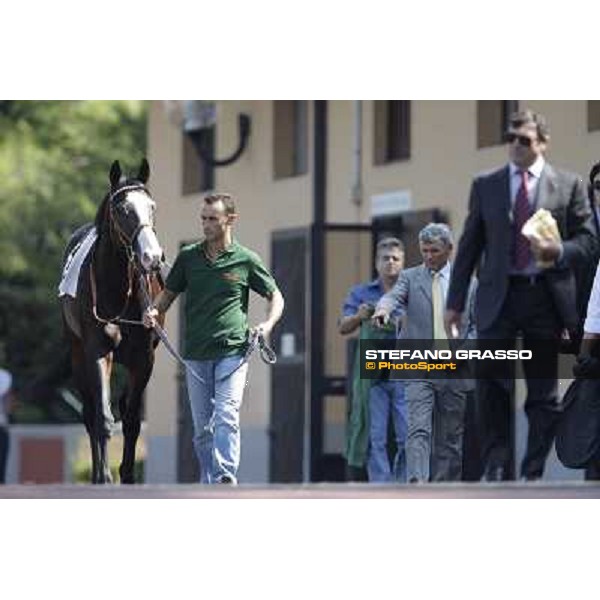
left=447, top=162, right=597, bottom=333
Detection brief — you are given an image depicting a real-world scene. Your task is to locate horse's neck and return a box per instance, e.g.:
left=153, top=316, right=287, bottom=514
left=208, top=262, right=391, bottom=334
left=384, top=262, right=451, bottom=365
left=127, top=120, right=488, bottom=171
left=95, top=229, right=128, bottom=270
left=93, top=231, right=136, bottom=310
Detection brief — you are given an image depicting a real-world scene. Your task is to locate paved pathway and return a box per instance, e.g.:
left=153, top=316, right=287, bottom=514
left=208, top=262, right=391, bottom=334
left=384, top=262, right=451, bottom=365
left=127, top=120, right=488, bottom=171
left=1, top=482, right=600, bottom=499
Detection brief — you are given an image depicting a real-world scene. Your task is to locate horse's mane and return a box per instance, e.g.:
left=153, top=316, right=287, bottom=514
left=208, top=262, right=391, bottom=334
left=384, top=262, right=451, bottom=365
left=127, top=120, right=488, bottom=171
left=94, top=192, right=111, bottom=233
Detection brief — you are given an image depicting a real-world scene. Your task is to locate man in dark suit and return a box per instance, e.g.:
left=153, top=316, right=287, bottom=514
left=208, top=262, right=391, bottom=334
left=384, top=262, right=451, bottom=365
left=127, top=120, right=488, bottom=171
left=445, top=109, right=597, bottom=481
left=578, top=161, right=600, bottom=480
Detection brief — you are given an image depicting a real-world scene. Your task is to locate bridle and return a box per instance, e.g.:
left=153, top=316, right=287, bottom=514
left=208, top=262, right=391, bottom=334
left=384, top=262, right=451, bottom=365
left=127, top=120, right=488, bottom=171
left=91, top=183, right=159, bottom=326
left=107, top=183, right=156, bottom=259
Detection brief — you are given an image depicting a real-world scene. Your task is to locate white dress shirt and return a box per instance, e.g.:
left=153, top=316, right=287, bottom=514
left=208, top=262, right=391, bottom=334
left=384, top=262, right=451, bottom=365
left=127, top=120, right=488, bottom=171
left=430, top=260, right=451, bottom=300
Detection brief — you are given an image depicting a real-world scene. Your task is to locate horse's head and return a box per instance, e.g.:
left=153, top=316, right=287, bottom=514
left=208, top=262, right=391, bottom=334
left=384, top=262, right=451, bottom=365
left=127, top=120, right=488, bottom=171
left=106, top=159, right=164, bottom=272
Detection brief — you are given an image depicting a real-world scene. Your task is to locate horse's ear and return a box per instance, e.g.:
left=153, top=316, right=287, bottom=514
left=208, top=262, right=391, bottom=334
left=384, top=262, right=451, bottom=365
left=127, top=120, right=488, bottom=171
left=109, top=161, right=122, bottom=187
left=137, top=158, right=150, bottom=184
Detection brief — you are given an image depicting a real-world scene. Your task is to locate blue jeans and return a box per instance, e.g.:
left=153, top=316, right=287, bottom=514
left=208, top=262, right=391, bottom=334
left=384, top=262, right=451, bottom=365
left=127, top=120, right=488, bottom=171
left=184, top=355, right=248, bottom=484
left=367, top=381, right=407, bottom=483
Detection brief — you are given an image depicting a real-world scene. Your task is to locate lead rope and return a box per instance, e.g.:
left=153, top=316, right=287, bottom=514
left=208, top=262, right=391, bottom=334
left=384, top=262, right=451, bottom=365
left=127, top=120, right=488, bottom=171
left=204, top=329, right=277, bottom=434
left=134, top=272, right=207, bottom=385
left=91, top=255, right=135, bottom=325
left=214, top=329, right=277, bottom=382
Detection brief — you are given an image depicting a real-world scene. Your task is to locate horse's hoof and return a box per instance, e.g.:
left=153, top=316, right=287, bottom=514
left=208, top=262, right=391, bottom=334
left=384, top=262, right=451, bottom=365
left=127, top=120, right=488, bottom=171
left=119, top=468, right=134, bottom=484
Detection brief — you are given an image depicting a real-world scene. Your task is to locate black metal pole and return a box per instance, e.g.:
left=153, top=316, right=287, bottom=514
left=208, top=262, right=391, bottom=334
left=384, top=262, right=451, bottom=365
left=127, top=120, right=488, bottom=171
left=309, top=100, right=327, bottom=481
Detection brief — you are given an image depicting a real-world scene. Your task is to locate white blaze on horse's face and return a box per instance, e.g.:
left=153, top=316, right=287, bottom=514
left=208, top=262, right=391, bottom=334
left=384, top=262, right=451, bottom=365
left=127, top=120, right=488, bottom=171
left=127, top=190, right=163, bottom=271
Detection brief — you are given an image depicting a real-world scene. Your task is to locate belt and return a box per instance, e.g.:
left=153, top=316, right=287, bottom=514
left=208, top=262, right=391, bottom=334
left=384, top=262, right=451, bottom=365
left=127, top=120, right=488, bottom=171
left=509, top=273, right=544, bottom=285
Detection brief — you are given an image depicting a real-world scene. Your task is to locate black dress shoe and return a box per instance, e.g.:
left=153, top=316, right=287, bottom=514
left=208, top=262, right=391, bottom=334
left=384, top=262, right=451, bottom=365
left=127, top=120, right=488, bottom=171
left=585, top=462, right=600, bottom=481
left=484, top=466, right=505, bottom=482
left=521, top=475, right=541, bottom=482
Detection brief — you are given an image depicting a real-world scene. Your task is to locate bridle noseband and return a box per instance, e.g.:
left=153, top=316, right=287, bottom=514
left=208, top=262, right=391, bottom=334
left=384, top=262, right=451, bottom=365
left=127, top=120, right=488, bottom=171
left=107, top=183, right=156, bottom=258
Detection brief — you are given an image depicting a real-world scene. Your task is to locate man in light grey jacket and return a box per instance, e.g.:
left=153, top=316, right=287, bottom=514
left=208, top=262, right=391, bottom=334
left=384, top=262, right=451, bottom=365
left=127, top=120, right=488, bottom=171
left=372, top=223, right=477, bottom=482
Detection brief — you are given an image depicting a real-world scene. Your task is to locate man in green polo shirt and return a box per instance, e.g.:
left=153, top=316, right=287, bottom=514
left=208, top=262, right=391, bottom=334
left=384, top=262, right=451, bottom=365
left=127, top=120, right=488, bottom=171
left=144, top=193, right=284, bottom=484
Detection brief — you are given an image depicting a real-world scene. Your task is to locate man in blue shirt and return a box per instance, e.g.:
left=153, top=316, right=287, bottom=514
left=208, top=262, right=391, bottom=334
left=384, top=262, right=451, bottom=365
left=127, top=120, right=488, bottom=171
left=339, top=237, right=406, bottom=483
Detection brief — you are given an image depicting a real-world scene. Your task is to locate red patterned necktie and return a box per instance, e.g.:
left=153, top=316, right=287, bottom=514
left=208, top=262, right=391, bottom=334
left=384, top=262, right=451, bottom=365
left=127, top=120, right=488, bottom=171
left=513, top=169, right=531, bottom=270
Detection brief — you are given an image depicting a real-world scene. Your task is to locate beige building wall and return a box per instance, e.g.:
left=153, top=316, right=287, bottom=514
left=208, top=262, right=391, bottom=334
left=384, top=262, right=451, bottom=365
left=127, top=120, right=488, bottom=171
left=146, top=101, right=314, bottom=482
left=145, top=100, right=600, bottom=483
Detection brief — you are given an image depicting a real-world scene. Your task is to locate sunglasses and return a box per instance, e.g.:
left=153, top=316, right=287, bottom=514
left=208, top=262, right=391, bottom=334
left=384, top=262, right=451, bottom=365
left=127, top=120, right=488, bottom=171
left=504, top=132, right=536, bottom=148
left=593, top=181, right=600, bottom=192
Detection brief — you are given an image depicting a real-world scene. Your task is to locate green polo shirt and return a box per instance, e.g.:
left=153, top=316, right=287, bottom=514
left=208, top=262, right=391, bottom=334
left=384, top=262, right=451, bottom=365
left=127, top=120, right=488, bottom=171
left=165, top=240, right=278, bottom=360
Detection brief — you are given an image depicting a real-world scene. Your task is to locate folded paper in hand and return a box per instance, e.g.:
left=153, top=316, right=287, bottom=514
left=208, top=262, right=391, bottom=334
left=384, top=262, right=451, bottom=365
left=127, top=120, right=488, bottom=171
left=521, top=208, right=561, bottom=268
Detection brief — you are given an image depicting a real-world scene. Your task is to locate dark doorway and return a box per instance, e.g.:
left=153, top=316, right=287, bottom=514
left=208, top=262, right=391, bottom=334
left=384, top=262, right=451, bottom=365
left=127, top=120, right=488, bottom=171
left=373, top=208, right=448, bottom=268
left=311, top=224, right=373, bottom=481
left=269, top=229, right=308, bottom=482
left=176, top=241, right=199, bottom=483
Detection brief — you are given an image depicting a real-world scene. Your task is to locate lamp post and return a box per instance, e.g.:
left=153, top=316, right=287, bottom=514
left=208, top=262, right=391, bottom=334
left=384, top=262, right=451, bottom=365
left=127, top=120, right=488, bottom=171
left=165, top=100, right=251, bottom=167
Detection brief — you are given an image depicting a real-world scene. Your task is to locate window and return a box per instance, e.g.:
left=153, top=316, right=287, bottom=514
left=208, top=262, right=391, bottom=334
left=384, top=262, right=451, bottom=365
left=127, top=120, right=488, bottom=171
left=477, top=100, right=518, bottom=148
left=374, top=100, right=410, bottom=164
left=588, top=101, right=600, bottom=132
left=273, top=101, right=308, bottom=179
left=182, top=126, right=215, bottom=195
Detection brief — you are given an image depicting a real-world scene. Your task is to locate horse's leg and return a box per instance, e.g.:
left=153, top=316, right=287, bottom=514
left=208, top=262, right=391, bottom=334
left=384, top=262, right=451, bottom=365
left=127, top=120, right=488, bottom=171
left=119, top=358, right=152, bottom=484
left=84, top=352, right=115, bottom=484
left=70, top=340, right=98, bottom=483
left=97, top=354, right=115, bottom=483
left=80, top=392, right=100, bottom=483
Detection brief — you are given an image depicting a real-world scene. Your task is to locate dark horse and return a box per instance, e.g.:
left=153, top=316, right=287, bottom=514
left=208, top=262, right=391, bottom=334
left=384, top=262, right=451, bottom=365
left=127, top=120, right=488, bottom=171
left=60, top=159, right=164, bottom=483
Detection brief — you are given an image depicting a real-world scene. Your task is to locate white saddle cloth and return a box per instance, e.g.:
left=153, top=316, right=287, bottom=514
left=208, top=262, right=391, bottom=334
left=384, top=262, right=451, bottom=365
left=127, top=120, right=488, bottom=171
left=58, top=228, right=97, bottom=298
